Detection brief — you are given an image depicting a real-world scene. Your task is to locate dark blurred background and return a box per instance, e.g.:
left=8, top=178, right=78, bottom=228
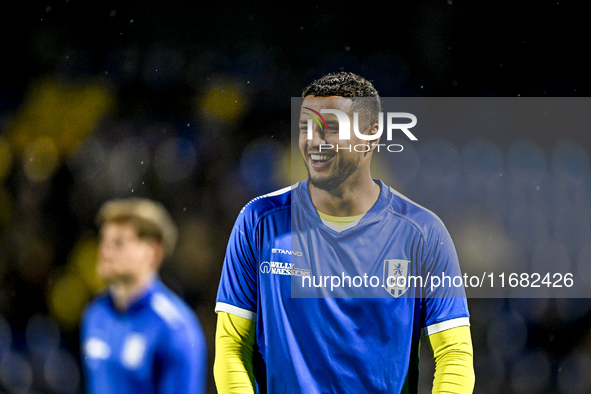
left=0, top=1, right=590, bottom=393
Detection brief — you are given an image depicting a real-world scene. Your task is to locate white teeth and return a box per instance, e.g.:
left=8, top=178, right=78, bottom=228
left=311, top=154, right=331, bottom=161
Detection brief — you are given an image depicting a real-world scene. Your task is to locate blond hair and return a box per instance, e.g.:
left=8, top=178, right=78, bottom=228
left=96, top=198, right=178, bottom=258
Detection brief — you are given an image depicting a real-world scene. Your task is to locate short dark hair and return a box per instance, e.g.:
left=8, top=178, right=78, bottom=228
left=302, top=72, right=382, bottom=131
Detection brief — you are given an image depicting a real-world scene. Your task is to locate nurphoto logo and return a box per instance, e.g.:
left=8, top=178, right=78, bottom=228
left=302, top=107, right=418, bottom=153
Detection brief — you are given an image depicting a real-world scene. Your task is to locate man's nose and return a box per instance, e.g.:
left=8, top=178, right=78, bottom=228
left=99, top=242, right=114, bottom=259
left=308, top=126, right=326, bottom=148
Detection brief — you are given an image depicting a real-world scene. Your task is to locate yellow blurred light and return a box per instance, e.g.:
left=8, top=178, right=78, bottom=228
left=23, top=136, right=59, bottom=182
left=173, top=218, right=215, bottom=287
left=370, top=153, right=407, bottom=194
left=290, top=144, right=308, bottom=184
left=0, top=137, right=12, bottom=180
left=454, top=212, right=517, bottom=275
left=7, top=76, right=114, bottom=156
left=0, top=188, right=12, bottom=229
left=68, top=237, right=106, bottom=293
left=280, top=145, right=291, bottom=186
left=48, top=273, right=90, bottom=329
left=196, top=79, right=247, bottom=124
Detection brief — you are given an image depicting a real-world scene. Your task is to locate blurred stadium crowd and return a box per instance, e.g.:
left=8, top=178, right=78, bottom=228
left=1, top=1, right=590, bottom=393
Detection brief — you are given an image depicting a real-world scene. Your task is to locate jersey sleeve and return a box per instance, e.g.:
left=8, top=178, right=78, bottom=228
left=215, top=203, right=260, bottom=321
left=80, top=302, right=108, bottom=394
left=79, top=307, right=95, bottom=394
left=420, top=220, right=470, bottom=335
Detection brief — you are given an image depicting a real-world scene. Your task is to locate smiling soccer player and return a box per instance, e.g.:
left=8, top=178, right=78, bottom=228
left=214, top=72, right=474, bottom=394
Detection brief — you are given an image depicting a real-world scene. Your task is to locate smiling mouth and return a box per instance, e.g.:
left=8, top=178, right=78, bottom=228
left=309, top=153, right=335, bottom=167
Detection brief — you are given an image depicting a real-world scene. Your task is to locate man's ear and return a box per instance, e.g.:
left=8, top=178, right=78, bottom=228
left=367, top=123, right=382, bottom=151
left=149, top=240, right=166, bottom=269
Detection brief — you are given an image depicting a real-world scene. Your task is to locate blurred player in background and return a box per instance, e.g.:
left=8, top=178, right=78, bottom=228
left=81, top=198, right=207, bottom=394
left=214, top=72, right=474, bottom=393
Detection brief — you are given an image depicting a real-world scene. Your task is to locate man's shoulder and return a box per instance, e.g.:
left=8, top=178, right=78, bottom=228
left=149, top=282, right=202, bottom=333
left=384, top=184, right=447, bottom=236
left=82, top=290, right=112, bottom=319
left=238, top=184, right=295, bottom=223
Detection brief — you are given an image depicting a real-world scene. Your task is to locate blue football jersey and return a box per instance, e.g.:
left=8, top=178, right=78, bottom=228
left=81, top=278, right=207, bottom=394
left=216, top=179, right=469, bottom=394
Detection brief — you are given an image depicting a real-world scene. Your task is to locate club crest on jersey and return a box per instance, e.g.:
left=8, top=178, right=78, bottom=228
left=383, top=259, right=410, bottom=298
left=120, top=333, right=147, bottom=370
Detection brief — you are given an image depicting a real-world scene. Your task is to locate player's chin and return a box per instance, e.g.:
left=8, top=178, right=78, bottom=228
left=309, top=173, right=337, bottom=188
left=307, top=168, right=334, bottom=183
left=96, top=264, right=117, bottom=281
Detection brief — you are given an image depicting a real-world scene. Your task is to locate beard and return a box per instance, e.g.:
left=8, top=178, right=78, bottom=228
left=305, top=156, right=359, bottom=191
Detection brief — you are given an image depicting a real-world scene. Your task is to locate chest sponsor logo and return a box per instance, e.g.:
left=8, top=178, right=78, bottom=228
left=260, top=261, right=310, bottom=277
left=84, top=337, right=111, bottom=360
left=383, top=259, right=410, bottom=298
left=120, top=333, right=147, bottom=370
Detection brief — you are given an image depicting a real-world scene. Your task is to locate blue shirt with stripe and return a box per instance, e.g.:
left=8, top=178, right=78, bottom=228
left=216, top=179, right=469, bottom=394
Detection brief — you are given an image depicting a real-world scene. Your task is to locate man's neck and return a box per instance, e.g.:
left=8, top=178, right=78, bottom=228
left=309, top=175, right=380, bottom=217
left=109, top=272, right=156, bottom=311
